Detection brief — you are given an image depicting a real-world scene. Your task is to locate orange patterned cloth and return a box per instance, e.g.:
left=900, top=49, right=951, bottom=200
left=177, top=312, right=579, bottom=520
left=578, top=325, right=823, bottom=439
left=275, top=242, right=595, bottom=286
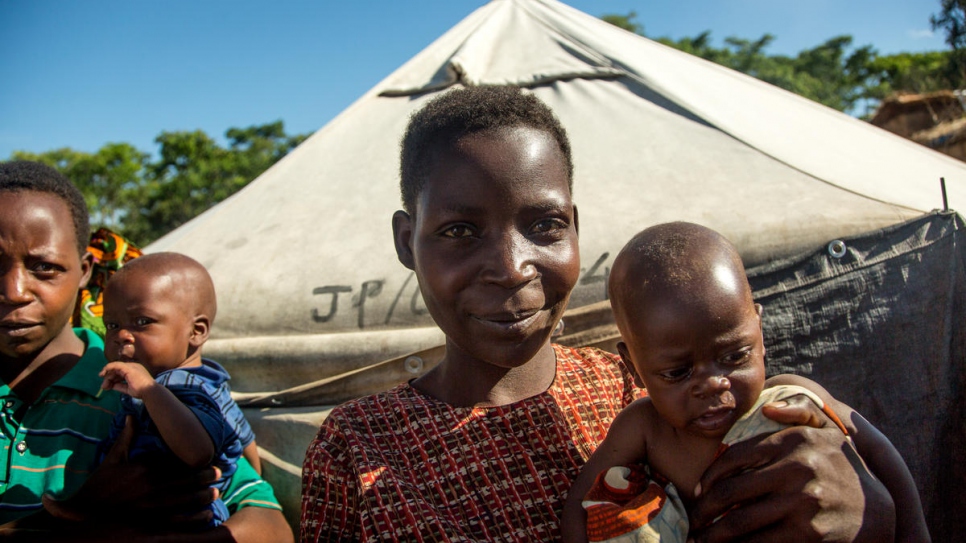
left=300, top=345, right=641, bottom=542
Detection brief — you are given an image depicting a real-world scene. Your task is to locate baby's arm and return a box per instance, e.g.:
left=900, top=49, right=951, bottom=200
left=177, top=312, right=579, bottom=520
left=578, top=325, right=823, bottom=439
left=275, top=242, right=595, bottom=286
left=561, top=398, right=652, bottom=543
left=100, top=362, right=216, bottom=468
left=766, top=374, right=930, bottom=543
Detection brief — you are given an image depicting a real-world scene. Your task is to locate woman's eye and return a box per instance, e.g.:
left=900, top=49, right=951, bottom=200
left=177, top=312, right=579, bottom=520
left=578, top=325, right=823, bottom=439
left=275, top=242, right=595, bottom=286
left=530, top=218, right=567, bottom=235
left=441, top=225, right=474, bottom=238
left=32, top=262, right=59, bottom=274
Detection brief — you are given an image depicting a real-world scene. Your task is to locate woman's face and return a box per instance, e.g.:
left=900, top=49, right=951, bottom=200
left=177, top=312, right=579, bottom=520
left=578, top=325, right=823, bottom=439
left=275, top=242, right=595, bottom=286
left=0, top=191, right=91, bottom=365
left=394, top=126, right=580, bottom=370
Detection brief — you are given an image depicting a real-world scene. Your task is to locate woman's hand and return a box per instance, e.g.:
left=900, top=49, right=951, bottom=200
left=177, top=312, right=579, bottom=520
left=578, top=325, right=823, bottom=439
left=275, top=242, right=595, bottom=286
left=688, top=396, right=896, bottom=543
left=42, top=415, right=218, bottom=528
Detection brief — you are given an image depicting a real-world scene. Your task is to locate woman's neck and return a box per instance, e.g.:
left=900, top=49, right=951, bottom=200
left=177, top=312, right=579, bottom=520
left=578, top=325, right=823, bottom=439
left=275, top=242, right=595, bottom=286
left=412, top=341, right=557, bottom=408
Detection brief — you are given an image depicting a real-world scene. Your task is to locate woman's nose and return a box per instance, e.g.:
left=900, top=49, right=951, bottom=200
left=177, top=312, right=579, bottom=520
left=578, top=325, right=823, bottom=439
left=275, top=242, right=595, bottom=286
left=0, top=268, right=31, bottom=306
left=480, top=231, right=538, bottom=288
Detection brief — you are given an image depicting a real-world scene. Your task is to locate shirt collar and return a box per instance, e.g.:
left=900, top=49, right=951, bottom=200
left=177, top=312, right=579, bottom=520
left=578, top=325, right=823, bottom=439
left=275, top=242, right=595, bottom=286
left=50, top=328, right=109, bottom=398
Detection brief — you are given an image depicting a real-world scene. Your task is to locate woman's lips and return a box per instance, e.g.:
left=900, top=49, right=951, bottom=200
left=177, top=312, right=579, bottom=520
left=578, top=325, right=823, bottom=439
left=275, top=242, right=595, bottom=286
left=473, top=309, right=540, bottom=334
left=0, top=322, right=41, bottom=338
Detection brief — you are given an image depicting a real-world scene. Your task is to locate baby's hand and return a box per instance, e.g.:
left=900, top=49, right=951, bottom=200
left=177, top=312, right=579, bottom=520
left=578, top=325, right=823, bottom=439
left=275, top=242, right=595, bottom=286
left=100, top=362, right=155, bottom=398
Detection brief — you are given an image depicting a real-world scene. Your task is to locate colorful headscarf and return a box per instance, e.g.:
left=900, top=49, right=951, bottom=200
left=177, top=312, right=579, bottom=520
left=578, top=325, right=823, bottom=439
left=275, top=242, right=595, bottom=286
left=73, top=227, right=143, bottom=337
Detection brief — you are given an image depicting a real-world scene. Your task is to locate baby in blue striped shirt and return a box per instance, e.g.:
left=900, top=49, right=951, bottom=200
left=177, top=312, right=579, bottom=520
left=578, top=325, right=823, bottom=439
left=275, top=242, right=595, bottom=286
left=99, top=251, right=259, bottom=526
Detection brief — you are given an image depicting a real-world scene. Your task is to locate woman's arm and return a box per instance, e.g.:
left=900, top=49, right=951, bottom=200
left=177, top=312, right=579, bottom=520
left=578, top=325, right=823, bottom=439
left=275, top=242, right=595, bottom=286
left=301, top=421, right=361, bottom=542
left=32, top=417, right=293, bottom=543
left=0, top=510, right=292, bottom=543
left=221, top=506, right=293, bottom=543
left=767, top=374, right=930, bottom=542
left=689, top=395, right=896, bottom=543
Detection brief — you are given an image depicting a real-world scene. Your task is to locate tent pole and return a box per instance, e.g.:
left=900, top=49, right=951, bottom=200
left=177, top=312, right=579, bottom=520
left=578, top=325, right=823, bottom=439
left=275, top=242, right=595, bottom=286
left=941, top=177, right=949, bottom=211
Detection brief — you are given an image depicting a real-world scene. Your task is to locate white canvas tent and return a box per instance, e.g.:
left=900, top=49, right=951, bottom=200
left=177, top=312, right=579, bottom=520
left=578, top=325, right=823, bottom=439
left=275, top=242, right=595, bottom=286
left=148, top=0, right=966, bottom=533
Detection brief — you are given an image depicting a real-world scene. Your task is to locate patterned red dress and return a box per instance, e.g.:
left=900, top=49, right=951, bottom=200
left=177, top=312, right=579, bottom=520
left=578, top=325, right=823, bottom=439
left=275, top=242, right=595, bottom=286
left=300, top=345, right=639, bottom=542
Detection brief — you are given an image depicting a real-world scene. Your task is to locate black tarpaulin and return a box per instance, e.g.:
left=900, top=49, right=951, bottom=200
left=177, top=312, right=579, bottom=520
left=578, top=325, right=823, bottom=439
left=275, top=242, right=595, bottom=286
left=748, top=210, right=966, bottom=541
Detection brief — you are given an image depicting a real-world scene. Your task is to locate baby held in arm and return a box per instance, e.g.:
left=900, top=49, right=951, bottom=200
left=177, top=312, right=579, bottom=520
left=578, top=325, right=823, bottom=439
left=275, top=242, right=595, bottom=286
left=98, top=252, right=260, bottom=526
left=561, top=222, right=930, bottom=543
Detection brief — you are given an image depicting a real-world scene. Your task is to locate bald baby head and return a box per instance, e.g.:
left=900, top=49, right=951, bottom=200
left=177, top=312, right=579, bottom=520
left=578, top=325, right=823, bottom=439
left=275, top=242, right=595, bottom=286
left=609, top=222, right=754, bottom=341
left=110, top=252, right=217, bottom=323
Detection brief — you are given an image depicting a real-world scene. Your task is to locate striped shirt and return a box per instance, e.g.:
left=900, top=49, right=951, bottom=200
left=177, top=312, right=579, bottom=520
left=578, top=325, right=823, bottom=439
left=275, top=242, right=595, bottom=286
left=301, top=345, right=639, bottom=542
left=105, top=358, right=257, bottom=525
left=0, top=328, right=119, bottom=522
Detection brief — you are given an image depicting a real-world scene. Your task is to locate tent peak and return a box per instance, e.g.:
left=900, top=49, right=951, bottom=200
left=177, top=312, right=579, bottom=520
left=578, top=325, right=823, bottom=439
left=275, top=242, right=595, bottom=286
left=377, top=0, right=623, bottom=97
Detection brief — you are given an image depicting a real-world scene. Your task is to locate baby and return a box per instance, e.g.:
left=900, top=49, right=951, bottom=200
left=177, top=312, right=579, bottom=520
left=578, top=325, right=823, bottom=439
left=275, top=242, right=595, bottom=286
left=99, top=252, right=259, bottom=526
left=562, top=222, right=929, bottom=543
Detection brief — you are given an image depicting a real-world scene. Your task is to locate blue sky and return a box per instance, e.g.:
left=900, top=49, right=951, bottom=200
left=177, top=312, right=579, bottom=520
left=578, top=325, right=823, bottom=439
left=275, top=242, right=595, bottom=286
left=0, top=0, right=947, bottom=159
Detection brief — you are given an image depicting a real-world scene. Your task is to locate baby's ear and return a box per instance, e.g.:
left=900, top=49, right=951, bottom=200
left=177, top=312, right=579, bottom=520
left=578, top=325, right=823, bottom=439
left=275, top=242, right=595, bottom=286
left=189, top=315, right=211, bottom=347
left=392, top=210, right=416, bottom=270
left=616, top=341, right=646, bottom=389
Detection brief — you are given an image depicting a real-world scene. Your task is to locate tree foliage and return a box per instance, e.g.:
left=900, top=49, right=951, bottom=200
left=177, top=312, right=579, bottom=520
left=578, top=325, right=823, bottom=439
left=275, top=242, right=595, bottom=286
left=13, top=143, right=148, bottom=231
left=11, top=121, right=307, bottom=246
left=931, top=0, right=966, bottom=83
left=602, top=10, right=966, bottom=116
left=932, top=0, right=966, bottom=49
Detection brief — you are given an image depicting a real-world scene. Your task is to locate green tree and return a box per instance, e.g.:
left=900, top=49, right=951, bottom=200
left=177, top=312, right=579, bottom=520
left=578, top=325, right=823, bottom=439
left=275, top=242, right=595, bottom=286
left=11, top=143, right=148, bottom=231
left=123, top=121, right=308, bottom=244
left=932, top=0, right=966, bottom=49
left=931, top=0, right=966, bottom=84
left=600, top=11, right=938, bottom=115
left=601, top=12, right=641, bottom=34
left=8, top=120, right=308, bottom=245
left=866, top=51, right=962, bottom=99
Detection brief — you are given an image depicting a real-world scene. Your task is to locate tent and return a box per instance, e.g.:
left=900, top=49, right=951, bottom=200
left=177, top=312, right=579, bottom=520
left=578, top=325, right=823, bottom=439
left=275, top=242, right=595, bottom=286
left=148, top=0, right=966, bottom=536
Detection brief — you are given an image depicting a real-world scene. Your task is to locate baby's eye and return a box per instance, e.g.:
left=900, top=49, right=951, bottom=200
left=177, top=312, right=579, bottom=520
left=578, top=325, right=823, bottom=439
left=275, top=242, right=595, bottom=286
left=134, top=317, right=153, bottom=327
left=720, top=349, right=752, bottom=366
left=441, top=224, right=474, bottom=238
left=104, top=322, right=119, bottom=331
left=659, top=366, right=692, bottom=382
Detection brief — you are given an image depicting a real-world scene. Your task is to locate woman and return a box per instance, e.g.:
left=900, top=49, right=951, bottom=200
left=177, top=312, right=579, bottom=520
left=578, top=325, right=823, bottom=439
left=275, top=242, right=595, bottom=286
left=300, top=86, right=895, bottom=542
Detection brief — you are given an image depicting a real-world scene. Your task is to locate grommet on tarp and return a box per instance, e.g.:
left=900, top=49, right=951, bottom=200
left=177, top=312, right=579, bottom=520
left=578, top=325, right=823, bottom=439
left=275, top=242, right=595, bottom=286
left=828, top=240, right=847, bottom=259
left=405, top=355, right=424, bottom=374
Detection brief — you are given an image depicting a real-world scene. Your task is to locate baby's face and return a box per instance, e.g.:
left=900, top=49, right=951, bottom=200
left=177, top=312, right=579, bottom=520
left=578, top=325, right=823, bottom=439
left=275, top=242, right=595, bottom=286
left=621, top=288, right=766, bottom=440
left=103, top=270, right=198, bottom=376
